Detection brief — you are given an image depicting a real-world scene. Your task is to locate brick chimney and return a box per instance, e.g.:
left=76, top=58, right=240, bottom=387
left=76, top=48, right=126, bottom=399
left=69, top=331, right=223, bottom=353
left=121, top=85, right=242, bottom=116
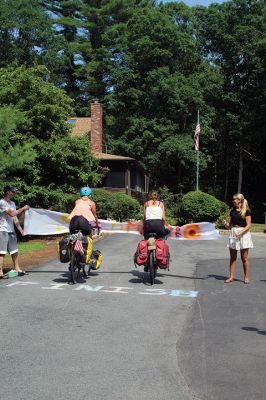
left=90, top=99, right=103, bottom=154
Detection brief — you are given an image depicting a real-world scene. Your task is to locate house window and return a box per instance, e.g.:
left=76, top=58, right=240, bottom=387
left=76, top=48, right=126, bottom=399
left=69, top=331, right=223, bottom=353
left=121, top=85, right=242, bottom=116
left=68, top=119, right=76, bottom=125
left=103, top=171, right=125, bottom=188
left=131, top=170, right=145, bottom=192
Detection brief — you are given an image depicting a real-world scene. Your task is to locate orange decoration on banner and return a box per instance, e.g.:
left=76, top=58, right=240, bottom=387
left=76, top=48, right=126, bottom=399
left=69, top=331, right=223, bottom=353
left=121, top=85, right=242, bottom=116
left=175, top=226, right=181, bottom=237
left=136, top=222, right=143, bottom=234
left=183, top=224, right=201, bottom=239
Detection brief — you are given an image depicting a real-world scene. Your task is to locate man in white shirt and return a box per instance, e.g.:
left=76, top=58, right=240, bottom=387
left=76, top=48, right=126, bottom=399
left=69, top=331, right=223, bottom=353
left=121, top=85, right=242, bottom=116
left=0, top=185, right=29, bottom=278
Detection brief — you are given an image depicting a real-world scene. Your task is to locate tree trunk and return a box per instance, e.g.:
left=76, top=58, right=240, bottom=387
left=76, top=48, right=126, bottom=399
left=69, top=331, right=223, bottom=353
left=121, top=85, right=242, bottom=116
left=237, top=146, right=243, bottom=193
left=224, top=155, right=229, bottom=202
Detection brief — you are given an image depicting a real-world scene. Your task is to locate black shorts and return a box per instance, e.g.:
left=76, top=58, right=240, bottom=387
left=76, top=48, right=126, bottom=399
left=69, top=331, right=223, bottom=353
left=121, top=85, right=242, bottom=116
left=144, top=220, right=165, bottom=240
left=69, top=215, right=92, bottom=236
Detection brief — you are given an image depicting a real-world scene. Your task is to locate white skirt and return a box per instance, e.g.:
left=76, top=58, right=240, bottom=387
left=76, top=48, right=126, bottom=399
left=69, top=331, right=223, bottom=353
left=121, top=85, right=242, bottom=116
left=228, top=227, right=254, bottom=250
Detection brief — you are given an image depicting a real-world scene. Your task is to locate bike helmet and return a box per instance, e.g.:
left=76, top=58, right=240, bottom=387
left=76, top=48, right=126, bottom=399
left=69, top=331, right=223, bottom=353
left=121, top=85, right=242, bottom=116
left=80, top=186, right=92, bottom=196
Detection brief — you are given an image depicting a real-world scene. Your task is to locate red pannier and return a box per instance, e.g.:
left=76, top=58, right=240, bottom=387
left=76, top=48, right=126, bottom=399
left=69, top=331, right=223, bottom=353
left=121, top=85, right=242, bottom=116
left=134, top=239, right=148, bottom=266
left=155, top=238, right=170, bottom=269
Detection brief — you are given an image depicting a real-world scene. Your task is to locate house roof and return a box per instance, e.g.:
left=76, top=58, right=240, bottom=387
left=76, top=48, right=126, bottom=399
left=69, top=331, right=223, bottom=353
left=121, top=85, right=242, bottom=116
left=95, top=152, right=135, bottom=161
left=68, top=117, right=141, bottom=162
left=68, top=117, right=91, bottom=137
left=95, top=152, right=146, bottom=173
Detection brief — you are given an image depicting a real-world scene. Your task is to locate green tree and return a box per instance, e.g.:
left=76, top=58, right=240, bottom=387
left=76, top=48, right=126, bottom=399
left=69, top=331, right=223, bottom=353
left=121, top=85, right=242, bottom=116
left=0, top=65, right=103, bottom=210
left=42, top=0, right=93, bottom=114
left=0, top=106, right=37, bottom=181
left=194, top=0, right=266, bottom=207
left=0, top=0, right=88, bottom=111
left=105, top=5, right=221, bottom=192
left=0, top=65, right=72, bottom=139
left=0, top=0, right=55, bottom=67
left=81, top=0, right=151, bottom=101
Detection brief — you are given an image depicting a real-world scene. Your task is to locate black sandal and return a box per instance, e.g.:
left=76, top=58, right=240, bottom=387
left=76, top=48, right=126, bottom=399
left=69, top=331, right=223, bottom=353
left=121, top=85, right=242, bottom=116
left=18, top=271, right=28, bottom=276
left=0, top=274, right=9, bottom=279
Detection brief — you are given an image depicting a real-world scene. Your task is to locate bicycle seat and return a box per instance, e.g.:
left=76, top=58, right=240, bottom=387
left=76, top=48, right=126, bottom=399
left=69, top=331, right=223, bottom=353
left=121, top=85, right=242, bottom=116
left=147, top=235, right=156, bottom=249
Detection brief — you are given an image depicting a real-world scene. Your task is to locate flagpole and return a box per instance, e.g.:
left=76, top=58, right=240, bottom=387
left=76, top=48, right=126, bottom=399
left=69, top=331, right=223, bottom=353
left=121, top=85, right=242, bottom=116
left=196, top=110, right=200, bottom=191
left=196, top=146, right=199, bottom=191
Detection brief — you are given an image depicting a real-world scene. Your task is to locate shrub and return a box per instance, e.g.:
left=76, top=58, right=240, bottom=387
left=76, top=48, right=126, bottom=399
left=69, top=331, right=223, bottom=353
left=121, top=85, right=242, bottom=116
left=215, top=201, right=230, bottom=229
left=180, top=191, right=222, bottom=223
left=91, top=189, right=117, bottom=219
left=165, top=210, right=177, bottom=226
left=92, top=189, right=142, bottom=221
left=158, top=186, right=176, bottom=208
left=112, top=193, right=142, bottom=221
left=158, top=186, right=182, bottom=225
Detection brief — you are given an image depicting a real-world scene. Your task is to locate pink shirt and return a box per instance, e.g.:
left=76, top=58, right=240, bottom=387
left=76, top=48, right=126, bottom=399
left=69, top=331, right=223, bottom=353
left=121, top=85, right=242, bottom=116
left=68, top=198, right=96, bottom=223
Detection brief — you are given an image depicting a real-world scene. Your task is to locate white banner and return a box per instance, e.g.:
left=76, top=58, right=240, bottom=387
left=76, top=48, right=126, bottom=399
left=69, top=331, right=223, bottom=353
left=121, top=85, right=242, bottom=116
left=24, top=208, right=220, bottom=240
left=24, top=208, right=69, bottom=235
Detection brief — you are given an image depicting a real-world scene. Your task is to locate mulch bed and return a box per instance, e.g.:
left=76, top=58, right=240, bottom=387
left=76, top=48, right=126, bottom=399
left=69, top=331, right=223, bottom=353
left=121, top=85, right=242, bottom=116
left=3, top=239, right=58, bottom=273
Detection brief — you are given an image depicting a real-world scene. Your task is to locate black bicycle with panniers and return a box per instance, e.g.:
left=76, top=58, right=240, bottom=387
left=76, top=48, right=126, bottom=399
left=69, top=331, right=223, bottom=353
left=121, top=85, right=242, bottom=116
left=134, top=232, right=170, bottom=285
left=58, top=228, right=102, bottom=284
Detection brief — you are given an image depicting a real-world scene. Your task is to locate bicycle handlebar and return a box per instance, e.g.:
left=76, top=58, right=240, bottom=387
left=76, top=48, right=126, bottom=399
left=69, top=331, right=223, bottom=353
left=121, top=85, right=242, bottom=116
left=92, top=225, right=101, bottom=236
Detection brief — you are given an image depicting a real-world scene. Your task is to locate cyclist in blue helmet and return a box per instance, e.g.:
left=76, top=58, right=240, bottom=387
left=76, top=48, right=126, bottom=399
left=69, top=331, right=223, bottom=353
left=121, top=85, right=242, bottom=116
left=80, top=187, right=92, bottom=197
left=68, top=187, right=99, bottom=234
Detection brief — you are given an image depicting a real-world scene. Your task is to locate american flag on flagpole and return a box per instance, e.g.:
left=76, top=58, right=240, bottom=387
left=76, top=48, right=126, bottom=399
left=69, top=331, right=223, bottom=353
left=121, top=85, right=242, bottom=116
left=194, top=112, right=200, bottom=151
left=74, top=240, right=84, bottom=254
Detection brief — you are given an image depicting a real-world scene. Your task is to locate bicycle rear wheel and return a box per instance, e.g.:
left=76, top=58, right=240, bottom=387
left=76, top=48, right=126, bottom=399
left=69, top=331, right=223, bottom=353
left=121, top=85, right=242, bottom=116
left=149, top=250, right=155, bottom=285
left=69, top=251, right=77, bottom=284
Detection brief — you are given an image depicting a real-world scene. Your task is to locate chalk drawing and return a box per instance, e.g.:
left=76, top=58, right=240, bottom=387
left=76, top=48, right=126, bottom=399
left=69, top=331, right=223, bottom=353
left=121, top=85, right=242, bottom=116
left=73, top=285, right=104, bottom=292
left=6, top=281, right=39, bottom=287
left=41, top=283, right=68, bottom=290
left=4, top=281, right=198, bottom=298
left=169, top=290, right=198, bottom=298
left=101, top=286, right=134, bottom=294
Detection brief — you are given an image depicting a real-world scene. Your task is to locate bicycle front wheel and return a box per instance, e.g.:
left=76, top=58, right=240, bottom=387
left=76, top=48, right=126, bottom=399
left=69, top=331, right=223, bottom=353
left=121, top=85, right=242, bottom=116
left=149, top=250, right=155, bottom=286
left=69, top=251, right=77, bottom=284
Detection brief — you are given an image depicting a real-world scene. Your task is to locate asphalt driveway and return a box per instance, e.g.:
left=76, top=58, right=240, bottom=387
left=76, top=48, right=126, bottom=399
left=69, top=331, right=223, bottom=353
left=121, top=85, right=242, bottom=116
left=0, top=233, right=265, bottom=400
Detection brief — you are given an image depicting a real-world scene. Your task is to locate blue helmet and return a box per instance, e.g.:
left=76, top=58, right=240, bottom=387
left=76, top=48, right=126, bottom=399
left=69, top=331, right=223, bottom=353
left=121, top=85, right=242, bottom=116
left=80, top=186, right=92, bottom=196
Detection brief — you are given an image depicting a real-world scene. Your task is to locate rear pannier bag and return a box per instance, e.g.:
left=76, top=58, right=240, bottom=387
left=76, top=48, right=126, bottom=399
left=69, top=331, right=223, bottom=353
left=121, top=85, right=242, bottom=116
left=90, top=250, right=103, bottom=270
left=69, top=215, right=92, bottom=236
left=155, top=238, right=170, bottom=269
left=58, top=239, right=70, bottom=263
left=134, top=240, right=148, bottom=266
left=81, top=236, right=93, bottom=264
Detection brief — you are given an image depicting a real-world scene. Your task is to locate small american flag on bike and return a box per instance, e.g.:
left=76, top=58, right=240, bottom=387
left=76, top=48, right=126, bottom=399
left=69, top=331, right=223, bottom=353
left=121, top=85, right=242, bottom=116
left=74, top=240, right=84, bottom=254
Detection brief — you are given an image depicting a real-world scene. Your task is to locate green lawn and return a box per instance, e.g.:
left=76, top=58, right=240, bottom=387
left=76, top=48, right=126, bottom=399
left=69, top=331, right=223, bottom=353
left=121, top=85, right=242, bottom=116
left=6, top=241, right=46, bottom=259
left=251, top=223, right=266, bottom=233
